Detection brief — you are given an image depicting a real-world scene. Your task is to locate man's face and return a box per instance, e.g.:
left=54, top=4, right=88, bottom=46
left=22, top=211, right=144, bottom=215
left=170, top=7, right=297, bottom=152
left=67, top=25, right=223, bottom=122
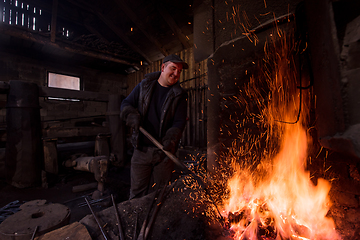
left=160, top=62, right=183, bottom=87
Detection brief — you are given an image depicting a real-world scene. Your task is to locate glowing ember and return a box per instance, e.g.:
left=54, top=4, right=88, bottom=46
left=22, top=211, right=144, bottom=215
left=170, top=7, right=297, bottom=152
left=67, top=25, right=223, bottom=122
left=220, top=26, right=341, bottom=239
left=223, top=123, right=339, bottom=239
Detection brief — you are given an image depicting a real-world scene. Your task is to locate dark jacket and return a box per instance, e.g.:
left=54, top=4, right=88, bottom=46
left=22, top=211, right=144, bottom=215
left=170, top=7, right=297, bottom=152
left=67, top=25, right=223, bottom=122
left=121, top=71, right=187, bottom=147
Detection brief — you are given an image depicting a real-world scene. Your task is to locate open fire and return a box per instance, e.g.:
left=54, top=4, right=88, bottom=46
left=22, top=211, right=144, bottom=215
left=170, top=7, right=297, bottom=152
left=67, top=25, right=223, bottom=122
left=222, top=122, right=340, bottom=239
left=217, top=26, right=341, bottom=239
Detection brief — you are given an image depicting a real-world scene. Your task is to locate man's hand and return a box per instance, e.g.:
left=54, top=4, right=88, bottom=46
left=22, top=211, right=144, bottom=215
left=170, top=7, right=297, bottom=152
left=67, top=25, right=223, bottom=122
left=162, top=127, right=182, bottom=154
left=163, top=139, right=176, bottom=153
left=120, top=105, right=140, bottom=132
left=126, top=112, right=140, bottom=132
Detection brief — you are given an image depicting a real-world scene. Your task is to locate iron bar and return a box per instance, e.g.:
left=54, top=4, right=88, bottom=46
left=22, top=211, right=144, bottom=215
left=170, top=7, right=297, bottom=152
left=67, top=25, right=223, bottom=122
left=111, top=194, right=125, bottom=240
left=78, top=196, right=110, bottom=207
left=84, top=197, right=110, bottom=240
left=139, top=126, right=224, bottom=223
left=144, top=185, right=167, bottom=240
left=30, top=226, right=38, bottom=240
left=137, top=188, right=159, bottom=240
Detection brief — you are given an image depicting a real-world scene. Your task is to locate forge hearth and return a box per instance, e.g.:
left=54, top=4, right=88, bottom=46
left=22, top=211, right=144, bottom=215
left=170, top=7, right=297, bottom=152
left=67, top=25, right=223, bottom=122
left=80, top=177, right=225, bottom=240
left=204, top=0, right=360, bottom=238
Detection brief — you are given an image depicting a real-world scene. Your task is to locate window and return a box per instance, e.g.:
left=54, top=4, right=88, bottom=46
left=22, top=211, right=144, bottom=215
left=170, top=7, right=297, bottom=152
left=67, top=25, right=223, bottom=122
left=47, top=72, right=81, bottom=101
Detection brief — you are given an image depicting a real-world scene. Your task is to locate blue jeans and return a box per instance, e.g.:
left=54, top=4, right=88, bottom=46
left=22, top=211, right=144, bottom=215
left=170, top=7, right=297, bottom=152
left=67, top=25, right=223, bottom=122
left=129, top=147, right=174, bottom=199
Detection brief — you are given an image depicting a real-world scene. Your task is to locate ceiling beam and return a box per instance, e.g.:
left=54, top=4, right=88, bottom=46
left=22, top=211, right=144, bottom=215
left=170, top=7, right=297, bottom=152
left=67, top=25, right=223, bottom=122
left=114, top=0, right=169, bottom=57
left=50, top=0, right=58, bottom=42
left=0, top=24, right=139, bottom=67
left=66, top=0, right=152, bottom=65
left=153, top=2, right=191, bottom=49
left=25, top=0, right=84, bottom=26
left=83, top=22, right=110, bottom=44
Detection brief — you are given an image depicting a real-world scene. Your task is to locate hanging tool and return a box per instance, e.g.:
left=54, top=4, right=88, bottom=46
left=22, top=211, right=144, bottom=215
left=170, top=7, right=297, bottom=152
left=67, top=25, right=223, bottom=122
left=139, top=126, right=224, bottom=222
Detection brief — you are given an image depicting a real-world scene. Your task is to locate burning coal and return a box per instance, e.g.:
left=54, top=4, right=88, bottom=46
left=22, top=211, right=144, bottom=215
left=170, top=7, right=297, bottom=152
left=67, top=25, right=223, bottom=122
left=215, top=26, right=341, bottom=240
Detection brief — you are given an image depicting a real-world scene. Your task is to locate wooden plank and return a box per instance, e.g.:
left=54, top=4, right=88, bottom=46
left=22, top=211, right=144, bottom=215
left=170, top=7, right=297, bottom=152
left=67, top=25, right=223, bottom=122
left=35, top=222, right=91, bottom=240
left=42, top=126, right=109, bottom=138
left=0, top=24, right=138, bottom=67
left=39, top=86, right=109, bottom=102
left=50, top=0, right=58, bottom=42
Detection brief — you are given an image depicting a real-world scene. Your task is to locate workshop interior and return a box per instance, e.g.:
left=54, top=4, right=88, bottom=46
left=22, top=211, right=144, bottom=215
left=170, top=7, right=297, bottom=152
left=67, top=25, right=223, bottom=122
left=0, top=0, right=360, bottom=239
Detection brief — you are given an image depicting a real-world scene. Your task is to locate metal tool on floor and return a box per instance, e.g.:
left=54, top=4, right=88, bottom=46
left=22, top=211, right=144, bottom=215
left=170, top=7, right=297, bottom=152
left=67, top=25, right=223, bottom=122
left=111, top=194, right=125, bottom=240
left=84, top=197, right=110, bottom=240
left=78, top=196, right=111, bottom=207
left=136, top=185, right=159, bottom=240
left=137, top=185, right=167, bottom=240
left=30, top=226, right=38, bottom=240
left=133, top=213, right=138, bottom=240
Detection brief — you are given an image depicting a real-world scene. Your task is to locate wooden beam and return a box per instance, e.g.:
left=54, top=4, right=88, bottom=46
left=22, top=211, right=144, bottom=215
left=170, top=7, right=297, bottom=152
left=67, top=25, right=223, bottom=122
left=115, top=0, right=169, bottom=57
left=83, top=22, right=110, bottom=44
left=26, top=0, right=91, bottom=29
left=154, top=2, right=191, bottom=49
left=66, top=0, right=152, bottom=65
left=0, top=24, right=139, bottom=67
left=50, top=0, right=58, bottom=42
left=96, top=12, right=152, bottom=64
left=39, top=86, right=110, bottom=102
left=43, top=126, right=110, bottom=138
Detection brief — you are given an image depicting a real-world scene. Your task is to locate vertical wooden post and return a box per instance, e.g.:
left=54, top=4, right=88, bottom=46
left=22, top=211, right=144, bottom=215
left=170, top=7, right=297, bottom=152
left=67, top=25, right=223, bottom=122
left=107, top=94, right=126, bottom=167
left=50, top=0, right=58, bottom=42
left=5, top=80, right=43, bottom=188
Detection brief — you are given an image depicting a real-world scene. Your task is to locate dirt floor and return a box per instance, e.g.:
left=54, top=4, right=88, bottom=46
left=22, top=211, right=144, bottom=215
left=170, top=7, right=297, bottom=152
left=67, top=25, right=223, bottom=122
left=0, top=145, right=207, bottom=239
left=0, top=164, right=131, bottom=226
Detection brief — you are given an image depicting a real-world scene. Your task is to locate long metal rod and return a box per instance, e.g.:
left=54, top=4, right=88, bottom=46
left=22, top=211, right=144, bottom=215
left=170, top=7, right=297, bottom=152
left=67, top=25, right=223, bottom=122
left=139, top=127, right=194, bottom=176
left=137, top=188, right=159, bottom=240
left=30, top=226, right=38, bottom=240
left=78, top=196, right=111, bottom=207
left=111, top=194, right=125, bottom=240
left=85, top=197, right=110, bottom=240
left=139, top=126, right=224, bottom=222
left=144, top=185, right=167, bottom=240
left=133, top=213, right=138, bottom=240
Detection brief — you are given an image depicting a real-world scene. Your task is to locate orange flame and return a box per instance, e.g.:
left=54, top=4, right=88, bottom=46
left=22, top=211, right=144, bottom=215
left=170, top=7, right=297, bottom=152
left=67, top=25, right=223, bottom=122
left=221, top=26, right=341, bottom=240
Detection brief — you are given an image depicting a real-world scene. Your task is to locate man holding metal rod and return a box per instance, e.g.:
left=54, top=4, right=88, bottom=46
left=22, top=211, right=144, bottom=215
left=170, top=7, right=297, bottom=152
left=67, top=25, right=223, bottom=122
left=120, top=54, right=188, bottom=199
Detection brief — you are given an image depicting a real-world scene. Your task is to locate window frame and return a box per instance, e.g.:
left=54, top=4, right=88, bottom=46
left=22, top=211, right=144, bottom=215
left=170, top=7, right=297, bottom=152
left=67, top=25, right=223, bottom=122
left=46, top=71, right=82, bottom=101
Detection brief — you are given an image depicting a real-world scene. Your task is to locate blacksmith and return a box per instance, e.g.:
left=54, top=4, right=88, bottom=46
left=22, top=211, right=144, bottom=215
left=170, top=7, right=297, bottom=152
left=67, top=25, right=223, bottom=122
left=120, top=54, right=188, bottom=199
